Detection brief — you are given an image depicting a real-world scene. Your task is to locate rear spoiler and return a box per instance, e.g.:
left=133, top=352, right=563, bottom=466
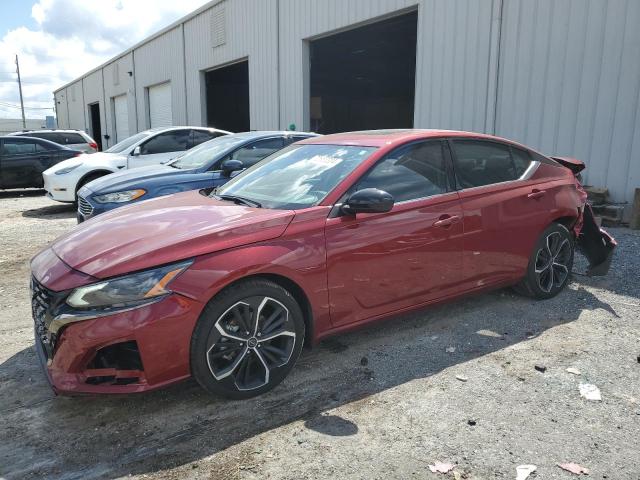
left=551, top=156, right=585, bottom=175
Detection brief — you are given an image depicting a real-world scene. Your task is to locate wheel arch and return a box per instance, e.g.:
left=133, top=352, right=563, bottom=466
left=75, top=169, right=114, bottom=194
left=551, top=213, right=580, bottom=236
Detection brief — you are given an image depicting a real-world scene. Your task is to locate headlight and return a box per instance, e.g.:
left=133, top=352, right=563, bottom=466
left=55, top=164, right=81, bottom=175
left=93, top=189, right=146, bottom=203
left=66, top=260, right=192, bottom=309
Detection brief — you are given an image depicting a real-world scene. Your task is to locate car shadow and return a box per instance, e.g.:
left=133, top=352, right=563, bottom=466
left=0, top=188, right=46, bottom=199
left=0, top=284, right=620, bottom=479
left=21, top=203, right=76, bottom=220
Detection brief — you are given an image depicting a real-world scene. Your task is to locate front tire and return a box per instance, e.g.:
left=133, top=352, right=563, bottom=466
left=515, top=223, right=574, bottom=299
left=190, top=279, right=305, bottom=399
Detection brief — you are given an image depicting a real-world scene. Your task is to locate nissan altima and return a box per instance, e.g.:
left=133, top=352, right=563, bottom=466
left=30, top=129, right=615, bottom=399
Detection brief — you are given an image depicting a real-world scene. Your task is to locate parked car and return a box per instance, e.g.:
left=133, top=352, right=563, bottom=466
left=42, top=126, right=231, bottom=202
left=10, top=129, right=98, bottom=154
left=0, top=136, right=81, bottom=190
left=30, top=129, right=615, bottom=398
left=76, top=131, right=318, bottom=222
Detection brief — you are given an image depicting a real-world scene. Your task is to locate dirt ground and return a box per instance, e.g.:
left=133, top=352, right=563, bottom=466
left=0, top=190, right=639, bottom=480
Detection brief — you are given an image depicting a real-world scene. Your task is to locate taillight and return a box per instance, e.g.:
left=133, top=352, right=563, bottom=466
left=89, top=142, right=98, bottom=150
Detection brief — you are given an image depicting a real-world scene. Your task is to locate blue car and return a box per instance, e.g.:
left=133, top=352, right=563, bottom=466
left=77, top=131, right=317, bottom=222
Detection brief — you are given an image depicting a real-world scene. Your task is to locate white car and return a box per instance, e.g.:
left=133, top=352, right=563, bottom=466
left=9, top=129, right=99, bottom=154
left=42, top=126, right=231, bottom=202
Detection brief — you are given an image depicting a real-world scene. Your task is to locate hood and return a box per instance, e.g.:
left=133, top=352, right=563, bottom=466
left=84, top=164, right=181, bottom=193
left=46, top=151, right=127, bottom=174
left=51, top=190, right=295, bottom=278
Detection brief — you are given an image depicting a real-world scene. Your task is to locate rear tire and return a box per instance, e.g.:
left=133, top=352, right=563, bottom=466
left=190, top=279, right=305, bottom=399
left=514, top=223, right=574, bottom=299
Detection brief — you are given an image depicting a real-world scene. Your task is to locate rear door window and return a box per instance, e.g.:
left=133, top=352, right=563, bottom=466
left=2, top=138, right=37, bottom=155
left=452, top=140, right=521, bottom=188
left=229, top=138, right=285, bottom=167
left=141, top=130, right=190, bottom=154
left=511, top=147, right=532, bottom=177
left=356, top=140, right=450, bottom=202
left=190, top=129, right=225, bottom=148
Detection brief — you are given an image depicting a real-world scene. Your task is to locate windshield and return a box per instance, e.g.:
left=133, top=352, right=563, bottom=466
left=169, top=135, right=249, bottom=170
left=214, top=144, right=376, bottom=209
left=104, top=132, right=152, bottom=153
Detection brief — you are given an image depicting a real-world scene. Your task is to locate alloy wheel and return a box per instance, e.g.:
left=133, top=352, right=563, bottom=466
left=206, top=296, right=296, bottom=391
left=534, top=231, right=571, bottom=293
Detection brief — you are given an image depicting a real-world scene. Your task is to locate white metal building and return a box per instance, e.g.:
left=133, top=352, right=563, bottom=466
left=54, top=0, right=640, bottom=212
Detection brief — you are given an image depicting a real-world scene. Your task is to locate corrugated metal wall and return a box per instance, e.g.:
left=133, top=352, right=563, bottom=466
left=494, top=0, right=640, bottom=204
left=103, top=53, right=136, bottom=146
left=54, top=0, right=640, bottom=206
left=184, top=0, right=279, bottom=129
left=133, top=26, right=187, bottom=129
left=278, top=0, right=418, bottom=130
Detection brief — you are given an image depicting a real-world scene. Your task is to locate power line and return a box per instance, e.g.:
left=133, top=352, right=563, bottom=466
left=0, top=101, right=53, bottom=110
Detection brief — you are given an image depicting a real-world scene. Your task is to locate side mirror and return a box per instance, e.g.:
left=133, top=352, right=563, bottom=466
left=131, top=145, right=141, bottom=156
left=342, top=188, right=394, bottom=215
left=221, top=159, right=244, bottom=177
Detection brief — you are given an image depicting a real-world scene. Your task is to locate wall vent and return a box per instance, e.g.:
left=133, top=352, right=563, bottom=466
left=113, top=63, right=120, bottom=86
left=210, top=4, right=226, bottom=48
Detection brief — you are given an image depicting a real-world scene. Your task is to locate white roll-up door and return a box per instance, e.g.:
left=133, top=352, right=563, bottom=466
left=148, top=82, right=172, bottom=128
left=113, top=94, right=129, bottom=142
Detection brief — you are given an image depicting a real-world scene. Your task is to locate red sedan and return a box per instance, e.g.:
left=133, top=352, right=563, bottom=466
left=30, top=129, right=615, bottom=398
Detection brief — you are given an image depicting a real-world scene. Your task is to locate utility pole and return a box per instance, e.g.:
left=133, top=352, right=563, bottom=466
left=15, top=54, right=26, bottom=129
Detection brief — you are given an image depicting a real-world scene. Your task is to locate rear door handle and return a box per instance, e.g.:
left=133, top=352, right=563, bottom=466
left=433, top=214, right=461, bottom=228
left=527, top=189, right=546, bottom=199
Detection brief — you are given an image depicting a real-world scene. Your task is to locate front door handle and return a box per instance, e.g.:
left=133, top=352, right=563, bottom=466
left=527, top=189, right=546, bottom=199
left=433, top=214, right=461, bottom=228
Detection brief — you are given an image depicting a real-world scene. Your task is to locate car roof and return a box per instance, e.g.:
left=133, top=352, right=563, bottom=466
left=224, top=130, right=319, bottom=140
left=0, top=135, right=69, bottom=147
left=8, top=129, right=86, bottom=135
left=296, top=129, right=527, bottom=148
left=143, top=126, right=232, bottom=134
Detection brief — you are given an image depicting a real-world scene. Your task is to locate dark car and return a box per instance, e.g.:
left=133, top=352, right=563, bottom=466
left=76, top=131, right=317, bottom=222
left=0, top=136, right=81, bottom=190
left=30, top=129, right=614, bottom=398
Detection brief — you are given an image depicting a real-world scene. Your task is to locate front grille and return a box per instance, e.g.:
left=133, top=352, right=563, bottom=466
left=78, top=196, right=94, bottom=217
left=31, top=277, right=55, bottom=358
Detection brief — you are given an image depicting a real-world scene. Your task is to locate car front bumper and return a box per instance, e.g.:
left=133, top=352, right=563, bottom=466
left=43, top=171, right=77, bottom=202
left=31, top=271, right=204, bottom=395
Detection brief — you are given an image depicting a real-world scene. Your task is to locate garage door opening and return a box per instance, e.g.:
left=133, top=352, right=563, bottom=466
left=88, top=102, right=102, bottom=150
left=205, top=60, right=249, bottom=132
left=309, top=11, right=418, bottom=134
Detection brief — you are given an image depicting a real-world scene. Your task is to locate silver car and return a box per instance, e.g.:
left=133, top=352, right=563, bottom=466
left=10, top=129, right=98, bottom=153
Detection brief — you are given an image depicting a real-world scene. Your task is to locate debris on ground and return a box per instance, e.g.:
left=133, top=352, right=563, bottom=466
left=428, top=462, right=455, bottom=474
left=360, top=356, right=368, bottom=366
left=534, top=365, right=547, bottom=373
left=445, top=346, right=456, bottom=353
left=579, top=383, right=602, bottom=401
left=566, top=367, right=581, bottom=375
left=467, top=419, right=477, bottom=426
left=516, top=464, right=537, bottom=480
left=455, top=375, right=468, bottom=382
left=557, top=462, right=590, bottom=475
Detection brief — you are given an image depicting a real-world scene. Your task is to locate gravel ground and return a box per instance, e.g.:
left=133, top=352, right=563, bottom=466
left=0, top=191, right=639, bottom=480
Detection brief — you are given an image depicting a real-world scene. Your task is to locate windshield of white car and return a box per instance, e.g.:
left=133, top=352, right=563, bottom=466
left=104, top=132, right=151, bottom=153
left=169, top=135, right=249, bottom=170
left=213, top=144, right=376, bottom=210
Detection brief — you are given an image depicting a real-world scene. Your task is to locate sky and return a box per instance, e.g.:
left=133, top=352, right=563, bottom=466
left=0, top=0, right=210, bottom=119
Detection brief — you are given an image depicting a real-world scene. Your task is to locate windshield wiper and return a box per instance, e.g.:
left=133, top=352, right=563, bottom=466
left=217, top=194, right=262, bottom=208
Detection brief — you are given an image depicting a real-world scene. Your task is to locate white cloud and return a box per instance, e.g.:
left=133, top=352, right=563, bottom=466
left=0, top=0, right=209, bottom=119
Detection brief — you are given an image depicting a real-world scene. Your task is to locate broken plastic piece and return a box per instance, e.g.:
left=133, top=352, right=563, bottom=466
left=516, top=465, right=537, bottom=480
left=566, top=367, right=581, bottom=375
left=576, top=204, right=616, bottom=276
left=558, top=463, right=589, bottom=475
left=428, top=462, right=455, bottom=474
left=579, top=383, right=602, bottom=401
left=455, top=375, right=468, bottom=382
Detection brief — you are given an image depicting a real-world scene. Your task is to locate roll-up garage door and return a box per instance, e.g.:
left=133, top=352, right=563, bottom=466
left=113, top=94, right=129, bottom=142
left=148, top=82, right=172, bottom=128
